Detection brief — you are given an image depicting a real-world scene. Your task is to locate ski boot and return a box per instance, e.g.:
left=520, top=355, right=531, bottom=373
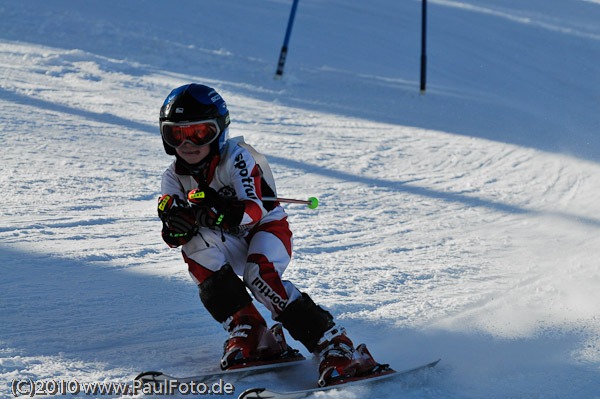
left=315, top=326, right=383, bottom=387
left=221, top=303, right=292, bottom=370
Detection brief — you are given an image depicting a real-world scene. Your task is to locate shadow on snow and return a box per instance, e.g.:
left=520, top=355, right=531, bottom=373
left=2, top=87, right=599, bottom=229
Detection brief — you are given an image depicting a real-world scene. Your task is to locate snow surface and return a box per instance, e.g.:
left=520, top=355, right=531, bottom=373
left=1, top=0, right=600, bottom=398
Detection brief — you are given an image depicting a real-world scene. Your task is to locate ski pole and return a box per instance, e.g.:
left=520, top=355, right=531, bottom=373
left=263, top=196, right=319, bottom=209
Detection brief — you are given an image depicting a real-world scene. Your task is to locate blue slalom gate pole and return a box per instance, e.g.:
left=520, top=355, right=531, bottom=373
left=420, top=0, right=427, bottom=94
left=274, top=0, right=300, bottom=79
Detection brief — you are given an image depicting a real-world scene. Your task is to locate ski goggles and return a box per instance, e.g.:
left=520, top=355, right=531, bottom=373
left=161, top=120, right=220, bottom=148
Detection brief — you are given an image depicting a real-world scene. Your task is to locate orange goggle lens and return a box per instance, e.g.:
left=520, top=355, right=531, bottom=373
left=161, top=121, right=219, bottom=148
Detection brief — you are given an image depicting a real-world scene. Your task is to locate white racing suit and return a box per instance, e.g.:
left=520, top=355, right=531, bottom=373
left=161, top=136, right=302, bottom=318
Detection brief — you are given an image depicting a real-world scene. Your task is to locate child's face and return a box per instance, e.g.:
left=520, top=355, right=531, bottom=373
left=175, top=142, right=211, bottom=165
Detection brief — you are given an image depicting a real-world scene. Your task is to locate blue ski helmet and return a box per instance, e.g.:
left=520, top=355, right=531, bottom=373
left=159, top=84, right=230, bottom=155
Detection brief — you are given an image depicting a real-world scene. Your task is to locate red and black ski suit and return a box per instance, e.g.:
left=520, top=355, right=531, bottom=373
left=160, top=136, right=302, bottom=319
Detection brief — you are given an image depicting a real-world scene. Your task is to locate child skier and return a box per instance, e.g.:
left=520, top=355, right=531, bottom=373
left=156, top=83, right=384, bottom=386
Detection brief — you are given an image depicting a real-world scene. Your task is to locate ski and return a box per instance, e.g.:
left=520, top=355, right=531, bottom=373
left=238, top=358, right=440, bottom=399
left=136, top=353, right=306, bottom=385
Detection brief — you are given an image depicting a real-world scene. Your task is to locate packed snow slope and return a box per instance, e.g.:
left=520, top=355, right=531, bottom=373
left=1, top=0, right=600, bottom=398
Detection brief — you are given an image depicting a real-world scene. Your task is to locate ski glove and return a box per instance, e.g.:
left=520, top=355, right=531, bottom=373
left=187, top=187, right=245, bottom=230
left=157, top=194, right=198, bottom=247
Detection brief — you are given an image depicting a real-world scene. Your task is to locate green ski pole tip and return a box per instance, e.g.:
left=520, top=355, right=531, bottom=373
left=308, top=197, right=319, bottom=209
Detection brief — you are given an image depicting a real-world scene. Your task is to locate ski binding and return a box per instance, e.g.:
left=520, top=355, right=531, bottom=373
left=136, top=352, right=306, bottom=385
